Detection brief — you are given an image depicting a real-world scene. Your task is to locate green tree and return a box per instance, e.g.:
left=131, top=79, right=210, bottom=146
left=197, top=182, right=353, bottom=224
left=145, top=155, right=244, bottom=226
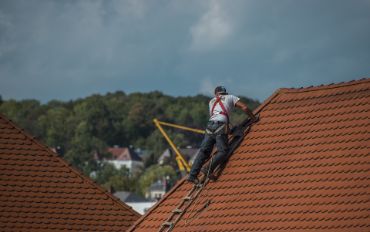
left=38, top=106, right=71, bottom=150
left=73, top=95, right=114, bottom=142
left=0, top=99, right=45, bottom=137
left=94, top=163, right=135, bottom=192
left=138, top=165, right=176, bottom=196
left=63, top=120, right=109, bottom=174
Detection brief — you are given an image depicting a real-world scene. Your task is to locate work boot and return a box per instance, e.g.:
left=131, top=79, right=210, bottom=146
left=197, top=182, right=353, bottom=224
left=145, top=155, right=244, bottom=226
left=186, top=176, right=199, bottom=185
left=199, top=171, right=217, bottom=183
left=199, top=172, right=207, bottom=184
left=208, top=173, right=217, bottom=182
left=200, top=167, right=209, bottom=176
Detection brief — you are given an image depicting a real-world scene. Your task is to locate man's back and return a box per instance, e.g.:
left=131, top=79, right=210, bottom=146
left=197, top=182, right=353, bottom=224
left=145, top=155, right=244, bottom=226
left=209, top=94, right=240, bottom=122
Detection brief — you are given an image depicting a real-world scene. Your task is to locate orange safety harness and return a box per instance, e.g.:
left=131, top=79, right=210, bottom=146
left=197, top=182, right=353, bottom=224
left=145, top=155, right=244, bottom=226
left=210, top=96, right=229, bottom=123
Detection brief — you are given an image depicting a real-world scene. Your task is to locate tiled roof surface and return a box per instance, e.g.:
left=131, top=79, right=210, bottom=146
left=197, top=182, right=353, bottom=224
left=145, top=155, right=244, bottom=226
left=130, top=78, right=370, bottom=232
left=0, top=115, right=140, bottom=231
left=107, top=147, right=142, bottom=162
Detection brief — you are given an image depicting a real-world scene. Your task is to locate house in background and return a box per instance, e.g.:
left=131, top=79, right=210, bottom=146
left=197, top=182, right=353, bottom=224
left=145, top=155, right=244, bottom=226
left=146, top=178, right=172, bottom=201
left=158, top=146, right=200, bottom=167
left=96, top=146, right=144, bottom=174
left=114, top=191, right=156, bottom=215
left=0, top=114, right=140, bottom=231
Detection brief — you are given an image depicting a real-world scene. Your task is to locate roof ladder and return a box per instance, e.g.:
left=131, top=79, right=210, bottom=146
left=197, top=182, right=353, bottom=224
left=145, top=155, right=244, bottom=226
left=157, top=181, right=208, bottom=232
left=158, top=117, right=255, bottom=232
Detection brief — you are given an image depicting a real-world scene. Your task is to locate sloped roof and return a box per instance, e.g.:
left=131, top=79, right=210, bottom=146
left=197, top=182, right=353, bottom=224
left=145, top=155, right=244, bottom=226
left=159, top=148, right=199, bottom=163
left=130, top=78, right=370, bottom=231
left=114, top=191, right=148, bottom=203
left=107, top=147, right=142, bottom=162
left=179, top=148, right=199, bottom=160
left=0, top=114, right=140, bottom=231
left=149, top=180, right=167, bottom=192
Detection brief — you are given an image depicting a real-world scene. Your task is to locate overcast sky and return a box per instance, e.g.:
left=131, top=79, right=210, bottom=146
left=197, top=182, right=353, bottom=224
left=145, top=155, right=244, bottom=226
left=0, top=0, right=369, bottom=102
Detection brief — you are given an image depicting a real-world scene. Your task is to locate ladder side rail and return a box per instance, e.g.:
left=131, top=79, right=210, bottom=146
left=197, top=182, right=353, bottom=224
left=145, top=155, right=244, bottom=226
left=158, top=184, right=206, bottom=232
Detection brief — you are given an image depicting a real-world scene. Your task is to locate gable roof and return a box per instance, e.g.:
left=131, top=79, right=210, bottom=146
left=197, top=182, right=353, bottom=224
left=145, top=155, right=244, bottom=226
left=114, top=191, right=148, bottom=203
left=107, top=147, right=142, bottom=162
left=0, top=114, right=140, bottom=231
left=129, top=78, right=370, bottom=231
left=159, top=148, right=199, bottom=163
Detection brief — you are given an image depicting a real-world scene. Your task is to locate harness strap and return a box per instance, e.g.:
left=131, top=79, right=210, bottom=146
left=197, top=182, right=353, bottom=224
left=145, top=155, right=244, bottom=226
left=211, top=97, right=229, bottom=123
left=205, top=123, right=226, bottom=135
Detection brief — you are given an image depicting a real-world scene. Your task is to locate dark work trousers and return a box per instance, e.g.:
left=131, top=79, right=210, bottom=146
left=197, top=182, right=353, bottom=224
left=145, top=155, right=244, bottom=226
left=189, top=121, right=229, bottom=179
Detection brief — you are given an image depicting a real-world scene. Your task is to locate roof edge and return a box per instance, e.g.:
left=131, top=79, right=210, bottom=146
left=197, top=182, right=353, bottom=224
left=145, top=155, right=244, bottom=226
left=253, top=78, right=370, bottom=115
left=0, top=113, right=141, bottom=218
left=279, top=77, right=370, bottom=94
left=253, top=88, right=282, bottom=115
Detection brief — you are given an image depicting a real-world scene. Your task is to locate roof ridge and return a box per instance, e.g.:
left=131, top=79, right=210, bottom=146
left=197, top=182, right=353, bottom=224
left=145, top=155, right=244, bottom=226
left=253, top=89, right=282, bottom=115
left=279, top=77, right=370, bottom=93
left=0, top=113, right=141, bottom=218
left=253, top=78, right=370, bottom=111
left=127, top=147, right=142, bottom=161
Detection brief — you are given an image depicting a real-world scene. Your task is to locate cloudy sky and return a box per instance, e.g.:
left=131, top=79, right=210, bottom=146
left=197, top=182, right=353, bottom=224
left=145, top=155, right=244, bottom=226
left=0, top=0, right=369, bottom=102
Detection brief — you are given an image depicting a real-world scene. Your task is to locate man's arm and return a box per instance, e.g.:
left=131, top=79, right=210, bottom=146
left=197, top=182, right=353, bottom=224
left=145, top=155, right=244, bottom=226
left=235, top=100, right=257, bottom=121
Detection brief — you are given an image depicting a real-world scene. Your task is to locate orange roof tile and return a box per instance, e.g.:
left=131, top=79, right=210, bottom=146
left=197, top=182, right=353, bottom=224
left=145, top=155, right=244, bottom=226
left=0, top=114, right=140, bottom=231
left=107, top=147, right=142, bottom=162
left=130, top=78, right=370, bottom=232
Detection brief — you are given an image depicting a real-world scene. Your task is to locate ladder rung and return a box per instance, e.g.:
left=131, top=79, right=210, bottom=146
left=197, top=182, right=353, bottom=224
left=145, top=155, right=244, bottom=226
left=162, top=221, right=174, bottom=227
left=172, top=208, right=183, bottom=213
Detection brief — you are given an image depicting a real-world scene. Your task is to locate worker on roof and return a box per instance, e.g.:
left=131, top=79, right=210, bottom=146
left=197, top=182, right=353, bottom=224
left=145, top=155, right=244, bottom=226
left=187, top=86, right=257, bottom=184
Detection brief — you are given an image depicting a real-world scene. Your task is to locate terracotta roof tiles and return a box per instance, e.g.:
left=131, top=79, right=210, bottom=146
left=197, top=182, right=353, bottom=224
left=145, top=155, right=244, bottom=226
left=107, top=147, right=142, bottom=162
left=0, top=115, right=140, bottom=231
left=130, top=78, right=370, bottom=231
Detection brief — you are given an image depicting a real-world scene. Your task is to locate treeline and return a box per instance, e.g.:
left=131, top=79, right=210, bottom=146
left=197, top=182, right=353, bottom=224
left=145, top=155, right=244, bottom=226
left=0, top=91, right=259, bottom=195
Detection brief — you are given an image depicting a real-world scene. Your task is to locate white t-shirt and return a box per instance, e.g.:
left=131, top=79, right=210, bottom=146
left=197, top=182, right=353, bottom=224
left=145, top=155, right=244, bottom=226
left=209, top=94, right=240, bottom=122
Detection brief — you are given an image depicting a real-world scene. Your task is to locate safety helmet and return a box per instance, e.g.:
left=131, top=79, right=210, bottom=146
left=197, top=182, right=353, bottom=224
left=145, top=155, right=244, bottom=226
left=214, top=86, right=227, bottom=95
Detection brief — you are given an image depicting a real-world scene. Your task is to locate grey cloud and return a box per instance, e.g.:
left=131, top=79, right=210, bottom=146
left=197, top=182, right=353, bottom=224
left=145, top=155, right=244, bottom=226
left=0, top=0, right=369, bottom=102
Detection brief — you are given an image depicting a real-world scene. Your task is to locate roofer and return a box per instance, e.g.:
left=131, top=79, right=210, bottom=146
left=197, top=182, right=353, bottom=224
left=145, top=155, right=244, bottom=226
left=187, top=86, right=257, bottom=185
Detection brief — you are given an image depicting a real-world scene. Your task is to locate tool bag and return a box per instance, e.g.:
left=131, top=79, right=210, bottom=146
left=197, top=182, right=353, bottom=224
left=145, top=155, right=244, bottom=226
left=205, top=121, right=228, bottom=135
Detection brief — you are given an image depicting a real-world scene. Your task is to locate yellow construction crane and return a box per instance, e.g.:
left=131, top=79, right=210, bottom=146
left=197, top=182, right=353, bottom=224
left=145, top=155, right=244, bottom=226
left=153, top=118, right=205, bottom=173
